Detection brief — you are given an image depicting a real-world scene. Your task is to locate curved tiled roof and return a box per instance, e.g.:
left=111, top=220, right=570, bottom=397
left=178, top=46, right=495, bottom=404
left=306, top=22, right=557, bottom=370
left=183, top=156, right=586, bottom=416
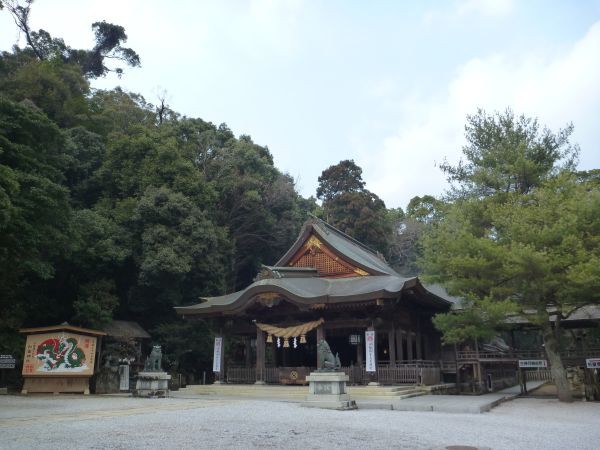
left=175, top=275, right=451, bottom=316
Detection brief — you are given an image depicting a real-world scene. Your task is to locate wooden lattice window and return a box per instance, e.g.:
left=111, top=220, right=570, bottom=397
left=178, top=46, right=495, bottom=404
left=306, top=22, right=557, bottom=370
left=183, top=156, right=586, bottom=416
left=293, top=248, right=353, bottom=276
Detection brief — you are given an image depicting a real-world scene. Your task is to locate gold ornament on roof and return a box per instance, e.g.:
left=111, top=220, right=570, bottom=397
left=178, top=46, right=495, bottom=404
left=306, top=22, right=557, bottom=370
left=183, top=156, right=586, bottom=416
left=305, top=235, right=322, bottom=250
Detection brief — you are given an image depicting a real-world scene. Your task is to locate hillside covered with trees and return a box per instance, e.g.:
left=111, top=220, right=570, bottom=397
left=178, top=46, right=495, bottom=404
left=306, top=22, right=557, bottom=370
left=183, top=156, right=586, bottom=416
left=0, top=2, right=421, bottom=374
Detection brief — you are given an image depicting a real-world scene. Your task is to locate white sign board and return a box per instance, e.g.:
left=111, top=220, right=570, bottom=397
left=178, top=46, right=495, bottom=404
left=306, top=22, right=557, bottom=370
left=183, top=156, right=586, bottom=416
left=586, top=358, right=600, bottom=369
left=365, top=330, right=376, bottom=372
left=0, top=355, right=16, bottom=369
left=518, top=359, right=548, bottom=368
left=213, top=337, right=223, bottom=373
left=119, top=365, right=129, bottom=391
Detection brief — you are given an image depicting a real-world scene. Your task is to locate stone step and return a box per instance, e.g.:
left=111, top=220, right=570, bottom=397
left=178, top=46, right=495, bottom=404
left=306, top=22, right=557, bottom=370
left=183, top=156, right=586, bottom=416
left=177, top=384, right=426, bottom=399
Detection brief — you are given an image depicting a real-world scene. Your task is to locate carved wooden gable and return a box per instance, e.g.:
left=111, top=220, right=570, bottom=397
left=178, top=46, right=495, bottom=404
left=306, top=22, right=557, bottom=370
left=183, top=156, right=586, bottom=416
left=287, top=234, right=369, bottom=278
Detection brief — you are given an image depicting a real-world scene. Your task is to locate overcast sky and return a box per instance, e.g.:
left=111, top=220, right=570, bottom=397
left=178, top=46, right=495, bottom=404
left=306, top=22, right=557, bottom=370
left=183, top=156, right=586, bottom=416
left=2, top=0, right=599, bottom=208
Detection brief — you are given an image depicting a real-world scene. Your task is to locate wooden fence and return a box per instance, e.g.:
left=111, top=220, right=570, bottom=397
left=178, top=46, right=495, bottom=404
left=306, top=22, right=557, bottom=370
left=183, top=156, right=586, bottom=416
left=525, top=369, right=553, bottom=382
left=227, top=366, right=256, bottom=384
left=227, top=362, right=442, bottom=385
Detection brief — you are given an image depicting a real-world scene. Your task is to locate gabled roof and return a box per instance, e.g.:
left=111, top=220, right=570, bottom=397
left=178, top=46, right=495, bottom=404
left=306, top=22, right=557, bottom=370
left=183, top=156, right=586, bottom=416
left=103, top=320, right=151, bottom=339
left=276, top=217, right=396, bottom=276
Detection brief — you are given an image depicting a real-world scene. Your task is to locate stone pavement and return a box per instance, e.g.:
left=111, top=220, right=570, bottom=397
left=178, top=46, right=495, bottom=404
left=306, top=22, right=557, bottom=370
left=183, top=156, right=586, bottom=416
left=2, top=390, right=597, bottom=449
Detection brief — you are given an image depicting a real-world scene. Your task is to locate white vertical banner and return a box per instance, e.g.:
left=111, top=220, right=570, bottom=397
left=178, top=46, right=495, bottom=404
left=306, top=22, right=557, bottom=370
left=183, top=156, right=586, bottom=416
left=365, top=330, right=376, bottom=372
left=213, top=337, right=223, bottom=373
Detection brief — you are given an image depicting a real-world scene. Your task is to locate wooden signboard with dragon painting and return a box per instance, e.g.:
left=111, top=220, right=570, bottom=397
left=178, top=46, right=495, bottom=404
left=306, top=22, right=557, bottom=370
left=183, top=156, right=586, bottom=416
left=20, top=324, right=106, bottom=395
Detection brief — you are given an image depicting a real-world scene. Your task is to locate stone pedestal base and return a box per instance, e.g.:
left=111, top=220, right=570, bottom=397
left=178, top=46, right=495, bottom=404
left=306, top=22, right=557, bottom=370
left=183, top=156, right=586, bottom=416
left=134, top=372, right=171, bottom=398
left=302, top=371, right=357, bottom=410
left=21, top=377, right=90, bottom=395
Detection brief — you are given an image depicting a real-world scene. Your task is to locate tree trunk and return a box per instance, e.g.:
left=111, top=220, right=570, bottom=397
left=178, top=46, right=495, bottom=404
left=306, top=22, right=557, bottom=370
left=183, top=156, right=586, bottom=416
left=541, top=322, right=573, bottom=402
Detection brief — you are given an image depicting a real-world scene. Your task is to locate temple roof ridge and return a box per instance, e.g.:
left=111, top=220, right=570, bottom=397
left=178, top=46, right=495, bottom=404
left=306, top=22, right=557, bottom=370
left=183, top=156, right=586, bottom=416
left=306, top=214, right=385, bottom=261
left=275, top=215, right=397, bottom=276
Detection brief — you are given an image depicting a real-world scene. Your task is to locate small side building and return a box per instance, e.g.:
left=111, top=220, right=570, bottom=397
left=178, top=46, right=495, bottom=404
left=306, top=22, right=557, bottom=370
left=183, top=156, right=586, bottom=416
left=95, top=320, right=151, bottom=394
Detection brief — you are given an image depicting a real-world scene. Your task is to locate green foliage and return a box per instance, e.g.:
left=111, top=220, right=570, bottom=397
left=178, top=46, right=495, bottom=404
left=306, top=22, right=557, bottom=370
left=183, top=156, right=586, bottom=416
left=433, top=298, right=518, bottom=344
left=325, top=190, right=391, bottom=253
left=406, top=195, right=444, bottom=223
left=0, top=25, right=309, bottom=367
left=316, top=159, right=391, bottom=253
left=88, top=88, right=156, bottom=135
left=0, top=98, right=71, bottom=281
left=4, top=2, right=139, bottom=78
left=316, top=159, right=365, bottom=201
left=73, top=279, right=119, bottom=329
left=423, top=108, right=597, bottom=398
left=152, top=320, right=215, bottom=376
left=77, top=21, right=140, bottom=78
left=0, top=58, right=90, bottom=127
left=423, top=174, right=600, bottom=339
left=440, top=108, right=579, bottom=198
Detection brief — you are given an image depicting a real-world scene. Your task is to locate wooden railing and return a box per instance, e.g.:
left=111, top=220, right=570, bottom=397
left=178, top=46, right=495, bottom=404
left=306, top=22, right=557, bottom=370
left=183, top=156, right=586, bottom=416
left=457, top=348, right=600, bottom=362
left=457, top=350, right=543, bottom=361
left=228, top=361, right=443, bottom=386
left=343, top=361, right=441, bottom=385
left=227, top=366, right=256, bottom=384
left=441, top=361, right=457, bottom=372
left=377, top=364, right=419, bottom=384
left=525, top=369, right=553, bottom=382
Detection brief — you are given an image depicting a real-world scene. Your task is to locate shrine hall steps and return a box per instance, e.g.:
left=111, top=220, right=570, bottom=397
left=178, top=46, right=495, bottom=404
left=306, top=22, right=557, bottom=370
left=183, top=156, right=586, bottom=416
left=174, top=384, right=426, bottom=401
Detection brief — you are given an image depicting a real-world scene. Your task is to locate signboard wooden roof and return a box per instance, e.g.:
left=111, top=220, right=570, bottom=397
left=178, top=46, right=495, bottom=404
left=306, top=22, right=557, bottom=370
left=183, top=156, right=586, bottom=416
left=19, top=323, right=106, bottom=337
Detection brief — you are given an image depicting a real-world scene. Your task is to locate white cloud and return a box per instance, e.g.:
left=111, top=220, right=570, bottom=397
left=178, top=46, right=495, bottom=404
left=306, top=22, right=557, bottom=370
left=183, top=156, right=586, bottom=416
left=362, top=21, right=600, bottom=209
left=455, top=0, right=515, bottom=18
left=423, top=0, right=515, bottom=24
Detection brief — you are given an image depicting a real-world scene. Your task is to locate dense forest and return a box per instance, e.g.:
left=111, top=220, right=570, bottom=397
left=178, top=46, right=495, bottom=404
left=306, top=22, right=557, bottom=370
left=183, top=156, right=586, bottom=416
left=0, top=4, right=424, bottom=374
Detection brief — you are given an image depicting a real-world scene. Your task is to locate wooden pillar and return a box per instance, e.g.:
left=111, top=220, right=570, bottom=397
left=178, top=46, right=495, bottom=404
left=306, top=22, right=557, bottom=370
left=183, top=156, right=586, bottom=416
left=282, top=346, right=289, bottom=367
left=356, top=338, right=363, bottom=366
left=396, top=328, right=404, bottom=362
left=388, top=329, right=396, bottom=366
left=316, top=324, right=325, bottom=369
left=407, top=331, right=414, bottom=361
left=474, top=338, right=482, bottom=392
left=255, top=328, right=265, bottom=384
left=245, top=337, right=252, bottom=368
left=423, top=334, right=429, bottom=360
left=95, top=336, right=103, bottom=372
left=416, top=320, right=422, bottom=361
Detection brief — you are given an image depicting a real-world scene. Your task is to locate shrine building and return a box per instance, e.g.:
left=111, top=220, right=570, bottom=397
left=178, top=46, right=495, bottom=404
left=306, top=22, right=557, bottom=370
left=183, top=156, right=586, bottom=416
left=175, top=217, right=455, bottom=385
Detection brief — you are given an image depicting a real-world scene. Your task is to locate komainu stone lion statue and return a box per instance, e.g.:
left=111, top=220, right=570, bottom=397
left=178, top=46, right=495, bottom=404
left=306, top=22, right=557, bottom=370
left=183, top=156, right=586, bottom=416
left=144, top=345, right=163, bottom=372
left=317, top=339, right=341, bottom=372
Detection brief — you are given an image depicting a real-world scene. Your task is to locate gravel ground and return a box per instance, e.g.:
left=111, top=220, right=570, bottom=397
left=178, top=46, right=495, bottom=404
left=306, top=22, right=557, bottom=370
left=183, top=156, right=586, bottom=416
left=1, top=395, right=599, bottom=450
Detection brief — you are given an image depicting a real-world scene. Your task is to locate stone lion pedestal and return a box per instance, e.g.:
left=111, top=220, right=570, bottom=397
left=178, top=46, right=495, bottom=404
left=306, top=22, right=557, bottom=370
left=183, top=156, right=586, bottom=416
left=134, top=345, right=170, bottom=398
left=302, top=371, right=357, bottom=410
left=134, top=371, right=171, bottom=398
